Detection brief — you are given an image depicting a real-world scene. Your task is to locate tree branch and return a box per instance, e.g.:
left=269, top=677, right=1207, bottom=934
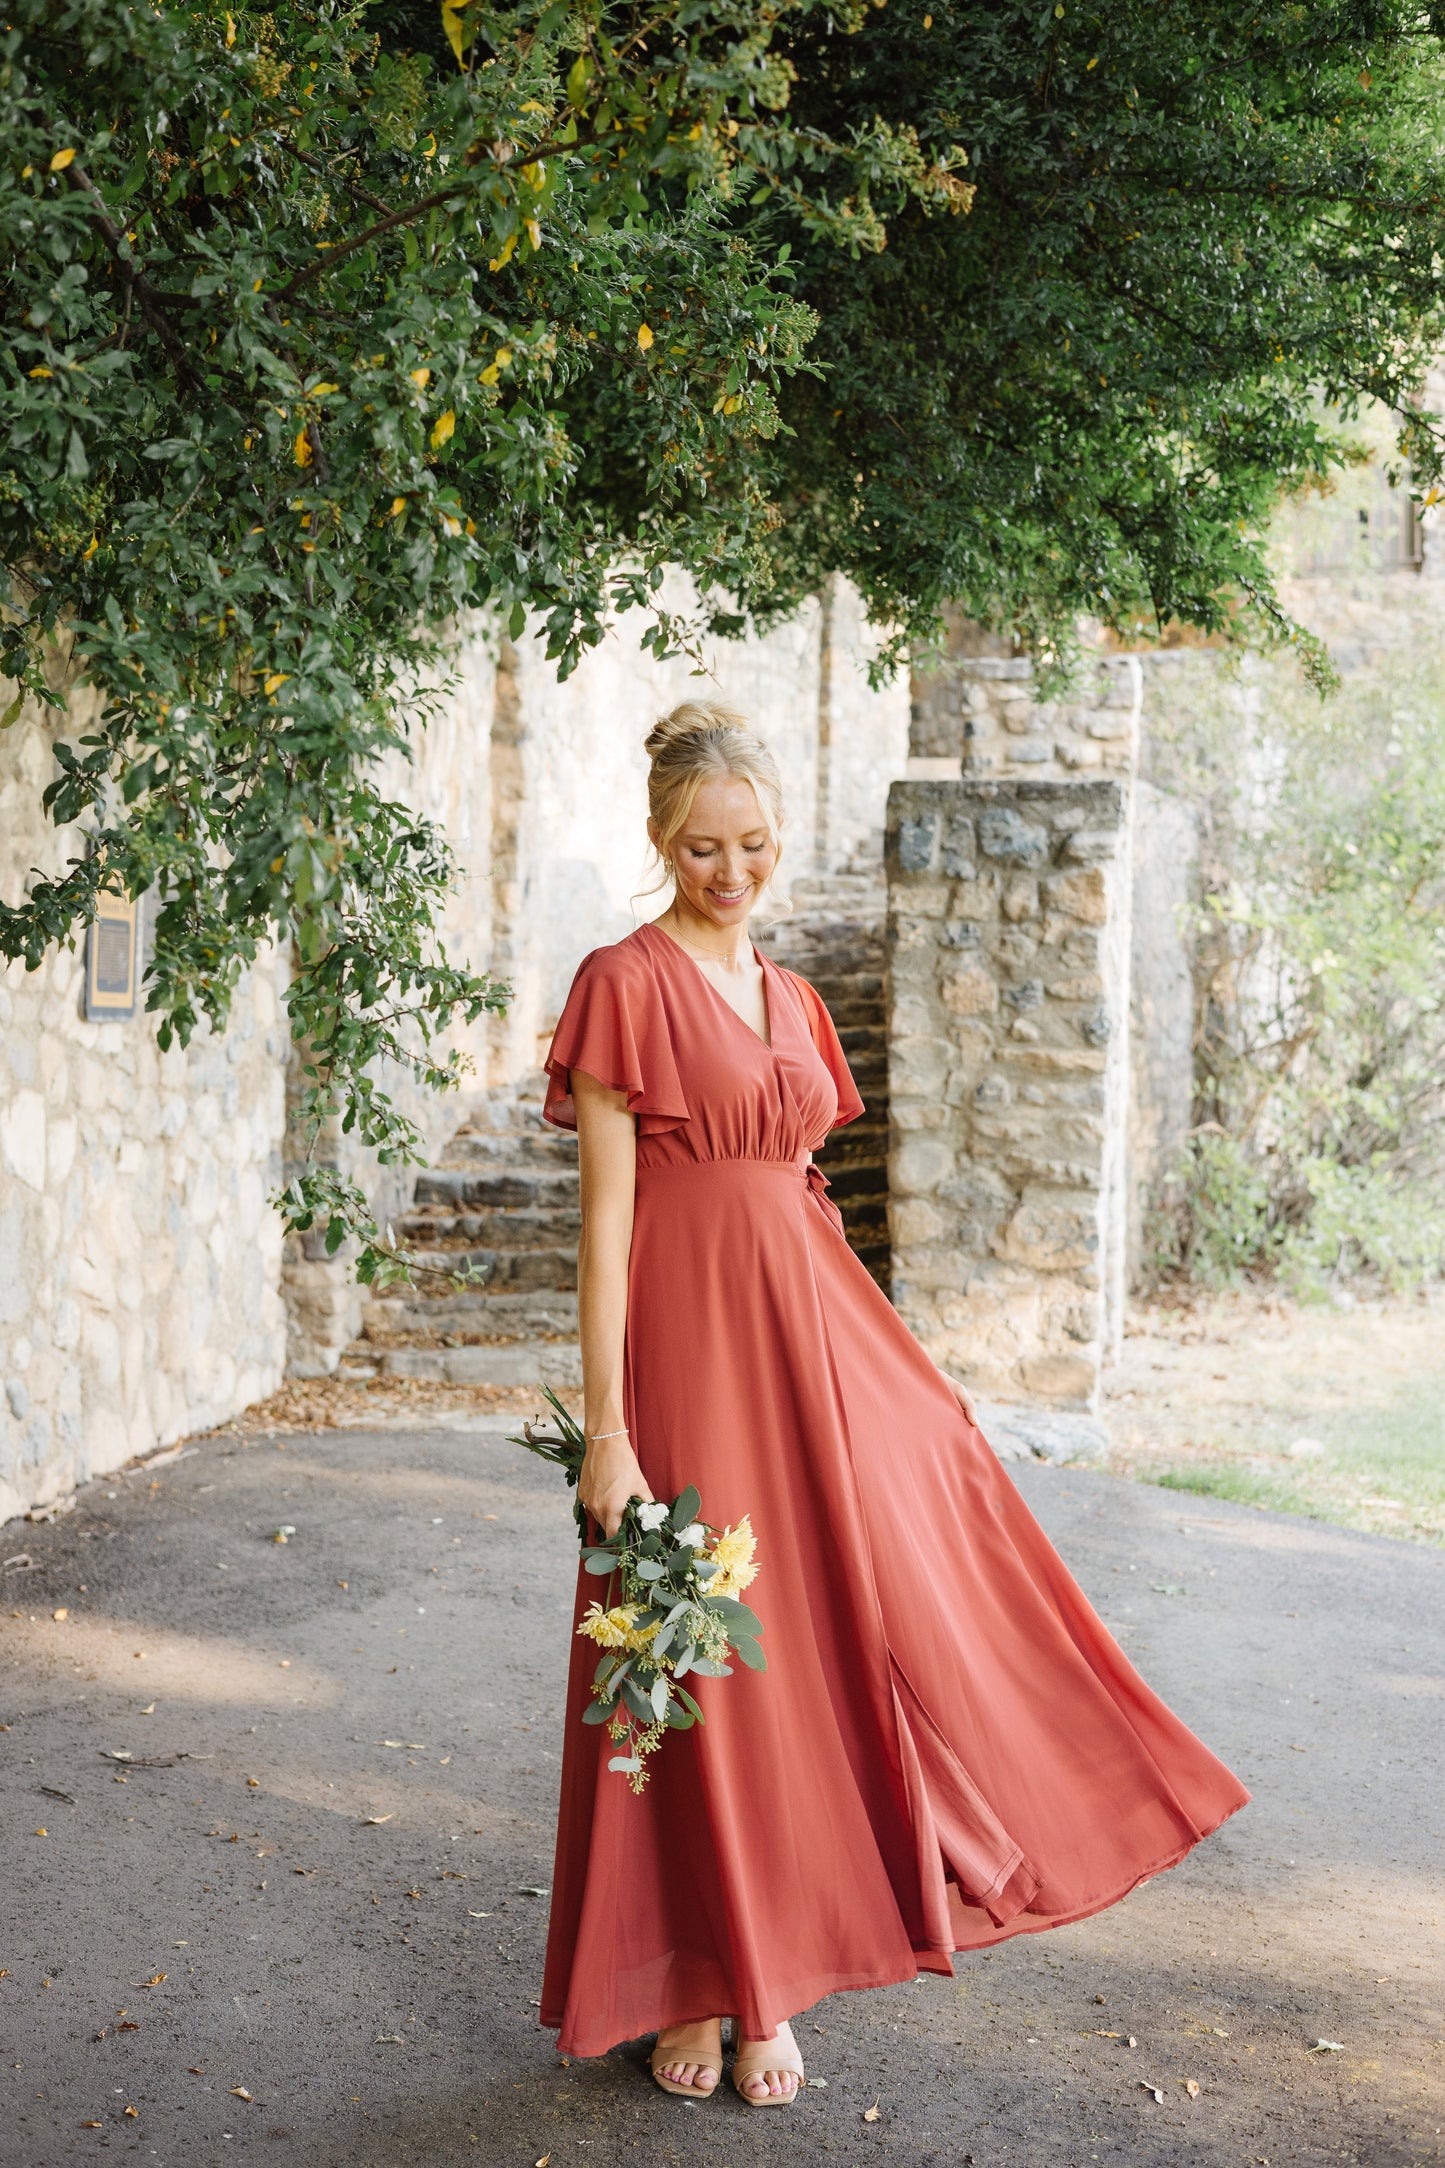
left=63, top=162, right=202, bottom=392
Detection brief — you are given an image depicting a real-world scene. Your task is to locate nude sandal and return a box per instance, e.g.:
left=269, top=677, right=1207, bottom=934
left=731, top=2021, right=805, bottom=2107
left=649, top=2019, right=725, bottom=2100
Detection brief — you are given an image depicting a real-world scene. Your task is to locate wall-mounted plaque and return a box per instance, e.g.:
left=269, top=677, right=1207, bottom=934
left=85, top=890, right=140, bottom=1020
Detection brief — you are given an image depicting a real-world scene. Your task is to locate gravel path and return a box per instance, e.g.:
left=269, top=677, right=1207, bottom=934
left=2, top=1418, right=1442, bottom=2167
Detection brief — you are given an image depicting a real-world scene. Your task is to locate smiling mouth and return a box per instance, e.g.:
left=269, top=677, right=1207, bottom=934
left=707, top=886, right=750, bottom=903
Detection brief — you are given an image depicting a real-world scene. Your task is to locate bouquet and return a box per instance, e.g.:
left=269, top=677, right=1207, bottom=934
left=511, top=1388, right=765, bottom=1792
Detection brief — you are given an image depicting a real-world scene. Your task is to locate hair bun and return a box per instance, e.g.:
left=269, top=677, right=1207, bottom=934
left=644, top=699, right=748, bottom=759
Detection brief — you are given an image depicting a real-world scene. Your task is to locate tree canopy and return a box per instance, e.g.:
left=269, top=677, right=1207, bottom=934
left=4, top=0, right=1445, bottom=1273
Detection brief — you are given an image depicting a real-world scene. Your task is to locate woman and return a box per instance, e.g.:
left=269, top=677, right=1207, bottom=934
left=538, top=700, right=1248, bottom=2105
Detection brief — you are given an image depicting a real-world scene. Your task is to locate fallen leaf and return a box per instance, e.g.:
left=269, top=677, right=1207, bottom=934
left=116, top=2021, right=139, bottom=2033
left=52, top=1608, right=68, bottom=1621
left=535, top=2156, right=551, bottom=2168
left=862, top=2097, right=881, bottom=2122
left=362, top=1814, right=393, bottom=1826
left=1139, top=2081, right=1165, bottom=2103
left=132, top=1975, right=167, bottom=1988
left=1127, top=2035, right=1138, bottom=2048
left=230, top=2085, right=253, bottom=2100
left=35, top=1827, right=47, bottom=1837
left=123, top=2106, right=139, bottom=2118
left=375, top=2034, right=405, bottom=2044
left=1289, top=1743, right=1307, bottom=1753
left=517, top=1885, right=549, bottom=1897
left=138, top=1704, right=155, bottom=1716
left=805, top=2076, right=828, bottom=2088
left=81, top=2120, right=102, bottom=2128
left=1306, top=2039, right=1344, bottom=2054
left=1091, top=2029, right=1121, bottom=2038
left=467, top=1910, right=491, bottom=1918
left=1183, top=2078, right=1201, bottom=2098
left=188, top=2066, right=204, bottom=2075
left=1093, top=1992, right=1106, bottom=2004
left=1150, top=1582, right=1186, bottom=1597
left=405, top=1888, right=422, bottom=1900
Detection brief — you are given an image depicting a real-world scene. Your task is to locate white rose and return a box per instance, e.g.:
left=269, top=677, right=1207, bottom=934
left=675, top=1523, right=706, bottom=1548
left=635, top=1501, right=669, bottom=1531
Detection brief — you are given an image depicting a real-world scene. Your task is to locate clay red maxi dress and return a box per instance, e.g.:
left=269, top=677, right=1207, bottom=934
left=538, top=921, right=1248, bottom=2059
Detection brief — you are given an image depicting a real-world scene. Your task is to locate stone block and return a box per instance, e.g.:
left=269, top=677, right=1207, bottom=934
left=1001, top=876, right=1038, bottom=922
left=1043, top=868, right=1109, bottom=923
left=1018, top=1353, right=1098, bottom=1403
left=992, top=1197, right=1099, bottom=1273
left=938, top=963, right=999, bottom=1019
left=978, top=806, right=1049, bottom=867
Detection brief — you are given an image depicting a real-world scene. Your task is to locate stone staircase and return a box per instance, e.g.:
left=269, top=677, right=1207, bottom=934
left=755, top=869, right=891, bottom=1291
left=343, top=873, right=890, bottom=1386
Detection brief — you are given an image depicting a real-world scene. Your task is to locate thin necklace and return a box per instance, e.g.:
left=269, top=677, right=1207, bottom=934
left=663, top=916, right=753, bottom=969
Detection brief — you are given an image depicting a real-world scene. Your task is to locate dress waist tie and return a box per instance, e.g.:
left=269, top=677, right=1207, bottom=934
left=804, top=1160, right=846, bottom=1236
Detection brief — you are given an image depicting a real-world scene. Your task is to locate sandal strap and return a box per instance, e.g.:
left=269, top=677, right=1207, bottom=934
left=733, top=2039, right=805, bottom=2083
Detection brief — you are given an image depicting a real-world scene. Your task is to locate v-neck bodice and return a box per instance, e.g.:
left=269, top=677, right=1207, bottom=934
left=542, top=919, right=862, bottom=1169
left=651, top=926, right=773, bottom=1048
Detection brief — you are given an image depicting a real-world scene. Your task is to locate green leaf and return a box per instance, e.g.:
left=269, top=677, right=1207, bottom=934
left=581, top=1700, right=613, bottom=1724
left=731, top=1634, right=766, bottom=1671
left=668, top=1485, right=701, bottom=1531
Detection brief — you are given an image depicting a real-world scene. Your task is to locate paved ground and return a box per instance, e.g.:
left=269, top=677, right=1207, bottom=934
left=1, top=1419, right=1442, bottom=2168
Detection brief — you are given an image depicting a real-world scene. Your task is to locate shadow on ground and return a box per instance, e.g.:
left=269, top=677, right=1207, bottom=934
left=1, top=1422, right=1442, bottom=2167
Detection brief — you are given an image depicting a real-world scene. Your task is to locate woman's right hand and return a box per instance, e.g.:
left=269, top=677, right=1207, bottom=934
left=578, top=1432, right=654, bottom=1540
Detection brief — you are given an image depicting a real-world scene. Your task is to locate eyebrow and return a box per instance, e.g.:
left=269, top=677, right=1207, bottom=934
left=679, top=829, right=770, bottom=845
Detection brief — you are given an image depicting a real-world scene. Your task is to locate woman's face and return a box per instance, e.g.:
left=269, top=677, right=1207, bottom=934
left=654, top=775, right=779, bottom=930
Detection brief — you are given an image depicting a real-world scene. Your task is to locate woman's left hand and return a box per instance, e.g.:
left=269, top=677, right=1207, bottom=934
left=943, top=1372, right=979, bottom=1424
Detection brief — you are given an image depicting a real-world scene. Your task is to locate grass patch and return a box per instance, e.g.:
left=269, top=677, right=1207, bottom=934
left=1138, top=1372, right=1445, bottom=1543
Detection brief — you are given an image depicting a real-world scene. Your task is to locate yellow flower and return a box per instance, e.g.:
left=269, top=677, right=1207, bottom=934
left=578, top=1602, right=640, bottom=1649
left=705, top=1516, right=758, bottom=1598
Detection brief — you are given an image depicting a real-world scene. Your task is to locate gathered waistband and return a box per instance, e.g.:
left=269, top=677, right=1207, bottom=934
left=633, top=1155, right=845, bottom=1232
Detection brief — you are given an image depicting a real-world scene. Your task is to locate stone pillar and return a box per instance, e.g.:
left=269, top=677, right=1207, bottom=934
left=886, top=777, right=1131, bottom=1415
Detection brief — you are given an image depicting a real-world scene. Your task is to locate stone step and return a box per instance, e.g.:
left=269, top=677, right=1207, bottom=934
left=413, top=1167, right=578, bottom=1211
left=397, top=1205, right=582, bottom=1251
left=379, top=1341, right=582, bottom=1387
left=400, top=1247, right=577, bottom=1292
left=363, top=1288, right=579, bottom=1340
left=439, top=1127, right=578, bottom=1172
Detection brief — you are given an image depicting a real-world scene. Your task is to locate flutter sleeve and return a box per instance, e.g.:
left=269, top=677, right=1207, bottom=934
left=542, top=943, right=691, bottom=1134
left=786, top=970, right=865, bottom=1129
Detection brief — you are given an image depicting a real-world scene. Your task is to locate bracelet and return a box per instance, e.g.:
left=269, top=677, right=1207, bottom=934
left=586, top=1426, right=629, bottom=1442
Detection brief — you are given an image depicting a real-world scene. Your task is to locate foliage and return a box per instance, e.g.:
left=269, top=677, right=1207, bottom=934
left=741, top=0, right=1445, bottom=679
left=513, top=1390, right=764, bottom=1790
left=1147, top=645, right=1445, bottom=1294
left=6, top=0, right=1445, bottom=1276
left=0, top=0, right=866, bottom=1276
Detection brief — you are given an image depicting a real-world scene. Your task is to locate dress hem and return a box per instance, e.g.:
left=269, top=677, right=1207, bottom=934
left=541, top=1788, right=1249, bottom=2059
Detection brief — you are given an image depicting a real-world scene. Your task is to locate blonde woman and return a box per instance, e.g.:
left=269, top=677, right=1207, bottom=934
left=537, top=701, right=1247, bottom=2104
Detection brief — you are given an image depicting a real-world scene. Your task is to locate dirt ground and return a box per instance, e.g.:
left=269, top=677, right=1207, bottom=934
left=1103, top=1286, right=1445, bottom=1546
left=2, top=1413, right=1442, bottom=2168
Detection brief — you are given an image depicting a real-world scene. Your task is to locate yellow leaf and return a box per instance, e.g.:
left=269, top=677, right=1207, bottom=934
left=311, top=382, right=340, bottom=397
left=263, top=673, right=289, bottom=695
left=524, top=218, right=542, bottom=251
left=441, top=514, right=462, bottom=536
left=430, top=408, right=456, bottom=450
left=82, top=536, right=99, bottom=561
left=478, top=364, right=500, bottom=387
left=489, top=231, right=518, bottom=273
left=293, top=427, right=313, bottom=467
left=410, top=366, right=431, bottom=389
left=862, top=2098, right=881, bottom=2123
left=441, top=1, right=466, bottom=68
left=252, top=277, right=264, bottom=291
left=50, top=148, right=76, bottom=172
left=494, top=347, right=513, bottom=368
left=225, top=12, right=237, bottom=45
left=688, top=123, right=702, bottom=140
left=27, top=365, right=52, bottom=379
left=389, top=497, right=407, bottom=517
left=636, top=323, right=654, bottom=352
left=464, top=517, right=476, bottom=536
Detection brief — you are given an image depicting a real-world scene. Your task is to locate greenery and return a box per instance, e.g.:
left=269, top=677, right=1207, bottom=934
left=1146, top=638, right=1445, bottom=1295
left=513, top=1390, right=765, bottom=1791
left=7, top=0, right=1445, bottom=1274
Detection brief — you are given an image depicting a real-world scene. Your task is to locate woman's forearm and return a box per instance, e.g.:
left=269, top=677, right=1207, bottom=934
left=578, top=1207, right=633, bottom=1433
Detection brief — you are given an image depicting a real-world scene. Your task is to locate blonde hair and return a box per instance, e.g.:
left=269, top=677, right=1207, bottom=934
left=643, top=701, right=785, bottom=896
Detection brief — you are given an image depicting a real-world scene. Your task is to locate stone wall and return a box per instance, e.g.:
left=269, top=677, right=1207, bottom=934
left=1, top=686, right=289, bottom=1521
left=910, top=636, right=1142, bottom=782
left=885, top=777, right=1131, bottom=1412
